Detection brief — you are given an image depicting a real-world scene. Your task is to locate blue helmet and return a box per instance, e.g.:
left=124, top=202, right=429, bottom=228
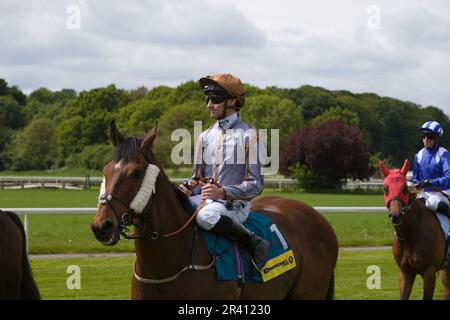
left=419, top=120, right=444, bottom=137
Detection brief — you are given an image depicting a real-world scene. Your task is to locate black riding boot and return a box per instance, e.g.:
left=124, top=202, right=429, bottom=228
left=437, top=202, right=450, bottom=217
left=211, top=215, right=270, bottom=269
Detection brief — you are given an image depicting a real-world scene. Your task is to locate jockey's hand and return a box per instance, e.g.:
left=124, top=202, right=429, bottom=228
left=416, top=180, right=430, bottom=189
left=201, top=183, right=225, bottom=201
left=178, top=184, right=192, bottom=196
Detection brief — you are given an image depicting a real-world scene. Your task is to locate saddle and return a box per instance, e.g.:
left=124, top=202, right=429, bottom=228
left=201, top=210, right=296, bottom=283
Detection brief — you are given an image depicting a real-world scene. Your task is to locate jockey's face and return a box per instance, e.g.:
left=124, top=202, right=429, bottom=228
left=206, top=98, right=237, bottom=120
left=422, top=134, right=438, bottom=150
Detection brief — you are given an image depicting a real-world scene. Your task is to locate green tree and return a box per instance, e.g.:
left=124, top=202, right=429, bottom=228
left=55, top=116, right=85, bottom=164
left=79, top=144, right=113, bottom=170
left=153, top=101, right=213, bottom=168
left=0, top=96, right=25, bottom=129
left=9, top=118, right=56, bottom=170
left=241, top=94, right=304, bottom=147
left=310, top=106, right=360, bottom=127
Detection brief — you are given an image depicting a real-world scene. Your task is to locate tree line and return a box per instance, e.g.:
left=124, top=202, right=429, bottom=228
left=0, top=78, right=448, bottom=185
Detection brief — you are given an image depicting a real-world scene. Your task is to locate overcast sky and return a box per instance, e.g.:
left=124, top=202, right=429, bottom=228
left=1, top=0, right=450, bottom=115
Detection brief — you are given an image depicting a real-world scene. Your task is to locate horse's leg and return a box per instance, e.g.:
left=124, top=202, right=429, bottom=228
left=398, top=270, right=415, bottom=300
left=439, top=268, right=450, bottom=300
left=422, top=266, right=437, bottom=300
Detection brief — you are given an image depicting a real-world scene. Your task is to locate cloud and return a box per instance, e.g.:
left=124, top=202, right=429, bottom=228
left=0, top=0, right=449, bottom=115
left=84, top=0, right=267, bottom=47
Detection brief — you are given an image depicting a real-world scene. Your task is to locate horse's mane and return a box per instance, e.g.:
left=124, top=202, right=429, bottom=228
left=114, top=137, right=142, bottom=163
left=113, top=137, right=194, bottom=215
left=171, top=183, right=195, bottom=216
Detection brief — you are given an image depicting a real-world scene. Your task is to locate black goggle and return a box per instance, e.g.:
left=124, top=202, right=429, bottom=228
left=422, top=134, right=436, bottom=140
left=205, top=94, right=229, bottom=105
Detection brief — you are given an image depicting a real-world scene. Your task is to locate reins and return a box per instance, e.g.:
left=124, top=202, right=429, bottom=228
left=98, top=149, right=220, bottom=284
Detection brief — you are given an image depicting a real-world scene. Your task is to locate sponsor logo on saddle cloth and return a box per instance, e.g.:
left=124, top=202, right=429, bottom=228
left=201, top=212, right=296, bottom=283
left=260, top=249, right=296, bottom=282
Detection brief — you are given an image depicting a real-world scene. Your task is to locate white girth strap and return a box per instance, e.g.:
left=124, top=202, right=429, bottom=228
left=133, top=256, right=216, bottom=284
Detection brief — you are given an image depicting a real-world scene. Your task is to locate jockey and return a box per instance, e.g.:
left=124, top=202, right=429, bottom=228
left=413, top=120, right=450, bottom=217
left=178, top=73, right=270, bottom=269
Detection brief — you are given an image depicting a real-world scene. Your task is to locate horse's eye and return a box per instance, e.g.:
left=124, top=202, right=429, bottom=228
left=383, top=185, right=389, bottom=196
left=131, top=170, right=143, bottom=180
left=402, top=183, right=408, bottom=195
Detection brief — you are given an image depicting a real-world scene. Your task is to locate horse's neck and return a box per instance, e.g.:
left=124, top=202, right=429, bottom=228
left=135, top=170, right=195, bottom=277
left=397, top=199, right=422, bottom=242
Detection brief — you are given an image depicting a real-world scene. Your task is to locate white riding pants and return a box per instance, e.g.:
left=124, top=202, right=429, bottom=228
left=417, top=191, right=450, bottom=211
left=188, top=196, right=250, bottom=230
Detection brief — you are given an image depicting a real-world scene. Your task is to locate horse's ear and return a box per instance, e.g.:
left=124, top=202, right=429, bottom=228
left=141, top=122, right=157, bottom=150
left=110, top=120, right=124, bottom=146
left=380, top=161, right=390, bottom=178
left=400, top=159, right=410, bottom=176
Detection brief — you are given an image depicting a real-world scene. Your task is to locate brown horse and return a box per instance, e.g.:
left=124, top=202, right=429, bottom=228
left=0, top=210, right=40, bottom=299
left=380, top=159, right=450, bottom=300
left=91, top=122, right=338, bottom=299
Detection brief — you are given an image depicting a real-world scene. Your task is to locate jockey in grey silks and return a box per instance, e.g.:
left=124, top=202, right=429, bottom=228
left=178, top=73, right=269, bottom=269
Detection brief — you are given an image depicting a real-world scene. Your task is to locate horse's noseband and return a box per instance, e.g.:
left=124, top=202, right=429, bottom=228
left=98, top=192, right=141, bottom=239
left=387, top=197, right=410, bottom=227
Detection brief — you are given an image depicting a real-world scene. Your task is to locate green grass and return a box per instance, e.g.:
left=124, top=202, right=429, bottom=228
left=0, top=167, right=193, bottom=178
left=262, top=191, right=384, bottom=206
left=0, top=169, right=103, bottom=177
left=335, top=250, right=444, bottom=300
left=0, top=189, right=99, bottom=208
left=0, top=189, right=390, bottom=253
left=0, top=189, right=384, bottom=208
left=30, top=250, right=445, bottom=300
left=31, top=256, right=132, bottom=299
left=22, top=212, right=392, bottom=254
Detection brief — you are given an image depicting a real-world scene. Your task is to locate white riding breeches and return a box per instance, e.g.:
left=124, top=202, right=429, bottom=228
left=417, top=191, right=450, bottom=211
left=188, top=196, right=250, bottom=230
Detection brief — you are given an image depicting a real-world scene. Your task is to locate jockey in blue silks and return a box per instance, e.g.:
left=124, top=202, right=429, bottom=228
left=413, top=120, right=450, bottom=217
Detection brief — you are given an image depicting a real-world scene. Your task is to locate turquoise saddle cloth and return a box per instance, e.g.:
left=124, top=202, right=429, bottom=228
left=200, top=211, right=291, bottom=283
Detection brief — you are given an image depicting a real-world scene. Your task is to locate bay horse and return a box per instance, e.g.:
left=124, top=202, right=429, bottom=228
left=380, top=159, right=450, bottom=299
left=91, top=122, right=338, bottom=299
left=0, top=210, right=41, bottom=299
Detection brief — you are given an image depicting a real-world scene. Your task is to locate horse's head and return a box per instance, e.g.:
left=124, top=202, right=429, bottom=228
left=380, top=159, right=410, bottom=226
left=91, top=121, right=160, bottom=245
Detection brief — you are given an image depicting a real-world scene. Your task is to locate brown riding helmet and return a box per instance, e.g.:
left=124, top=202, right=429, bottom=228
left=199, top=73, right=246, bottom=108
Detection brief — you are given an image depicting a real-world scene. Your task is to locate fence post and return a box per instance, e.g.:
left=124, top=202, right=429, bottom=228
left=24, top=213, right=29, bottom=256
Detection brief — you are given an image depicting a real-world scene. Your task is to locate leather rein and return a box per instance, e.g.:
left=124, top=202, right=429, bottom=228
left=98, top=152, right=209, bottom=240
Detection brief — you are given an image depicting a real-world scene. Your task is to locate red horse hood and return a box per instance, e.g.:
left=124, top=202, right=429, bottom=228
left=380, top=160, right=410, bottom=207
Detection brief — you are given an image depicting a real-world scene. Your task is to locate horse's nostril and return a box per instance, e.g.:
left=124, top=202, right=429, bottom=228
left=100, top=221, right=114, bottom=234
left=91, top=223, right=100, bottom=235
left=91, top=221, right=115, bottom=238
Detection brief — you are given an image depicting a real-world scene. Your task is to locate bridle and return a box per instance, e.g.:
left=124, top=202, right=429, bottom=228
left=386, top=195, right=412, bottom=241
left=98, top=151, right=207, bottom=240
left=387, top=197, right=411, bottom=225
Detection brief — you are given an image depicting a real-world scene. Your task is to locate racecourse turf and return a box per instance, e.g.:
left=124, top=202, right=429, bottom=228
left=30, top=250, right=445, bottom=300
left=1, top=188, right=444, bottom=300
left=0, top=189, right=391, bottom=253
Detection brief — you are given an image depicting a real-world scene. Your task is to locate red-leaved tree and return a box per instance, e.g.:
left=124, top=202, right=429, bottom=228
left=280, top=119, right=370, bottom=189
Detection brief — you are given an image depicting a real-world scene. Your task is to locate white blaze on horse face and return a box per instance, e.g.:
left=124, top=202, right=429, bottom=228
left=115, top=161, right=122, bottom=170
left=97, top=176, right=106, bottom=207
left=129, top=164, right=160, bottom=214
